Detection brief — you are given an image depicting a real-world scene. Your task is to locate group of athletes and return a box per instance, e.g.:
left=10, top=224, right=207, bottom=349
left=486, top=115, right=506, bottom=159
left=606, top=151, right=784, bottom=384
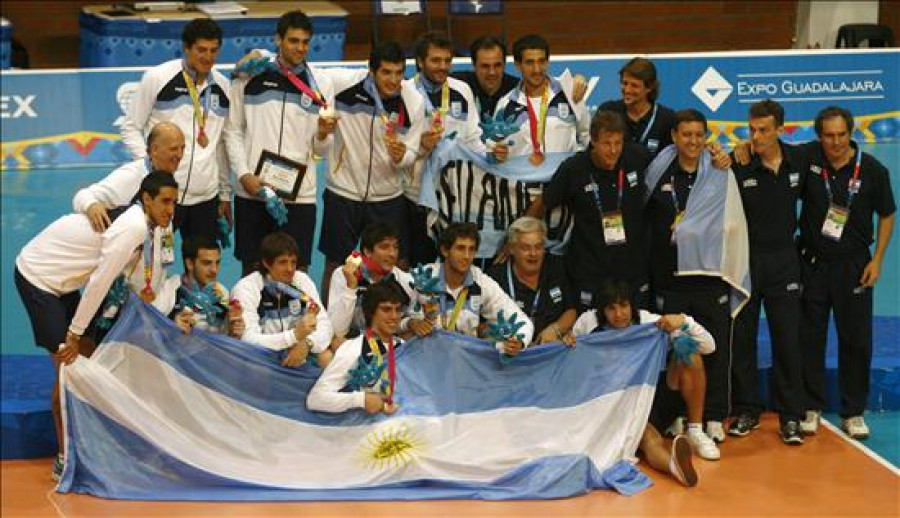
left=13, top=9, right=895, bottom=488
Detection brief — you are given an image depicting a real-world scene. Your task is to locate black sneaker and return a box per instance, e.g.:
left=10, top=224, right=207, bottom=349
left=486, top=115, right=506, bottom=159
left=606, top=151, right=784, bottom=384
left=781, top=420, right=805, bottom=445
left=727, top=414, right=760, bottom=437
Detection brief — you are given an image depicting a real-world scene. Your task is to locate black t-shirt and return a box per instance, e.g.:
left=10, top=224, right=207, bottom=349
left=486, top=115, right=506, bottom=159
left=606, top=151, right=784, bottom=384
left=452, top=70, right=519, bottom=121
left=646, top=159, right=710, bottom=290
left=543, top=144, right=651, bottom=285
left=799, top=141, right=896, bottom=259
left=597, top=99, right=677, bottom=158
left=732, top=141, right=808, bottom=253
left=487, top=254, right=576, bottom=333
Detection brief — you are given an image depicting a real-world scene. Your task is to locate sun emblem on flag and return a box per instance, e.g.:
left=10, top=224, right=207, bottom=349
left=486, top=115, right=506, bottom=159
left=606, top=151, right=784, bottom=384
left=359, top=422, right=424, bottom=470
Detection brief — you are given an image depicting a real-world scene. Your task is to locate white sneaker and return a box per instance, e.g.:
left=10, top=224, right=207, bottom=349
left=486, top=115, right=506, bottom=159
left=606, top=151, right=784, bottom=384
left=706, top=420, right=726, bottom=443
left=842, top=415, right=870, bottom=440
left=687, top=428, right=721, bottom=460
left=800, top=410, right=821, bottom=435
left=668, top=434, right=698, bottom=487
left=664, top=416, right=686, bottom=437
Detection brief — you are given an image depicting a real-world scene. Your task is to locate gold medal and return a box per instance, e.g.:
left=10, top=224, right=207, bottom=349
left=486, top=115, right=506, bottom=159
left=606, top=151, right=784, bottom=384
left=529, top=152, right=545, bottom=166
left=197, top=131, right=209, bottom=148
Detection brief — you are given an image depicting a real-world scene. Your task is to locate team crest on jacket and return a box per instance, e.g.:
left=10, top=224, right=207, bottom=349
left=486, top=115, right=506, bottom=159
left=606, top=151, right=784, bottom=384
left=558, top=103, right=570, bottom=119
left=209, top=94, right=220, bottom=111
left=301, top=93, right=313, bottom=108
left=451, top=101, right=462, bottom=118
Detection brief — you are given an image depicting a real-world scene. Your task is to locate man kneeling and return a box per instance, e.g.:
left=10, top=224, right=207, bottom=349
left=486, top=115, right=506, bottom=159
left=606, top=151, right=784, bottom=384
left=308, top=281, right=404, bottom=415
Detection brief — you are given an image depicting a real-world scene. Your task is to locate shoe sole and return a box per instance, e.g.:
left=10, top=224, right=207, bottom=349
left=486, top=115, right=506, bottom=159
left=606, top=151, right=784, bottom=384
left=782, top=436, right=805, bottom=445
left=672, top=436, right=698, bottom=487
left=844, top=431, right=870, bottom=441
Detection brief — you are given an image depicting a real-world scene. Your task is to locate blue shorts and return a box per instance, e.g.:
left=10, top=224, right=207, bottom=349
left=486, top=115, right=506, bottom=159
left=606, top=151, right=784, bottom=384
left=405, top=197, right=438, bottom=267
left=14, top=267, right=80, bottom=354
left=318, top=190, right=409, bottom=263
left=234, top=196, right=316, bottom=267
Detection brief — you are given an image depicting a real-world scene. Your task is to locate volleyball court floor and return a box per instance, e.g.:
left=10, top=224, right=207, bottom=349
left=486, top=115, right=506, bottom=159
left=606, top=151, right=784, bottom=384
left=1, top=414, right=897, bottom=517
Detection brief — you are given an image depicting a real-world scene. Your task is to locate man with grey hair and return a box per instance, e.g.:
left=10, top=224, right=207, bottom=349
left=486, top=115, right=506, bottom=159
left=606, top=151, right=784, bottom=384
left=487, top=216, right=577, bottom=346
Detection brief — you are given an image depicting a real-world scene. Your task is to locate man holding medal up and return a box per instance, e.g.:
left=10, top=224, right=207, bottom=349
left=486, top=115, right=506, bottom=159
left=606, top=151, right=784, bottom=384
left=317, top=41, right=426, bottom=301
left=121, top=18, right=238, bottom=241
left=797, top=106, right=895, bottom=440
left=403, top=31, right=492, bottom=267
left=227, top=10, right=336, bottom=275
left=493, top=34, right=590, bottom=254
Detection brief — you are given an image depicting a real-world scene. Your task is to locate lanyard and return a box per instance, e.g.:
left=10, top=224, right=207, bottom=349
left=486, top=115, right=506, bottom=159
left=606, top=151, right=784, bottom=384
left=278, top=60, right=326, bottom=108
left=669, top=171, right=695, bottom=215
left=506, top=262, right=540, bottom=317
left=365, top=328, right=395, bottom=404
left=182, top=67, right=211, bottom=141
left=637, top=103, right=658, bottom=144
left=364, top=75, right=405, bottom=132
left=440, top=288, right=469, bottom=331
left=415, top=74, right=450, bottom=120
left=822, top=148, right=862, bottom=208
left=590, top=168, right=625, bottom=216
left=524, top=83, right=549, bottom=155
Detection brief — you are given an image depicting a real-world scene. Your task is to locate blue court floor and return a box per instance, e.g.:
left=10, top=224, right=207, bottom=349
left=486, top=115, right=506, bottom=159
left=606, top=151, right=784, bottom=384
left=824, top=412, right=900, bottom=469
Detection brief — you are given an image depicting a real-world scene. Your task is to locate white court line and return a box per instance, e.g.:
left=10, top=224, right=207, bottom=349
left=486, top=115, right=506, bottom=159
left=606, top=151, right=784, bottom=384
left=45, top=488, right=68, bottom=518
left=821, top=418, right=900, bottom=477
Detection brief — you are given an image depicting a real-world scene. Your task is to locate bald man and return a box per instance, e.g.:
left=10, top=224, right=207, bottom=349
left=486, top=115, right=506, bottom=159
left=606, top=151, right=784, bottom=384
left=73, top=122, right=186, bottom=232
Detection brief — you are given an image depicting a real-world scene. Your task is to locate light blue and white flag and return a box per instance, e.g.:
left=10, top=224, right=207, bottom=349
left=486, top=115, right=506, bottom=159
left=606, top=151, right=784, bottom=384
left=420, top=139, right=575, bottom=257
left=644, top=145, right=751, bottom=316
left=58, top=295, right=667, bottom=501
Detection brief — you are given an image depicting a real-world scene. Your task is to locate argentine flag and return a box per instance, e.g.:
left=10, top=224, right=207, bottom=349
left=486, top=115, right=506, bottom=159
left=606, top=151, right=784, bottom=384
left=58, top=295, right=667, bottom=500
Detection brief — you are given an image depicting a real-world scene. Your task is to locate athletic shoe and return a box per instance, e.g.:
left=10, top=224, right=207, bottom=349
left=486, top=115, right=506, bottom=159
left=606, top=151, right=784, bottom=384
left=686, top=428, right=721, bottom=460
left=728, top=414, right=760, bottom=437
left=780, top=420, right=805, bottom=445
left=706, top=420, right=726, bottom=443
left=668, top=434, right=698, bottom=487
left=800, top=410, right=821, bottom=435
left=51, top=454, right=64, bottom=482
left=842, top=415, right=870, bottom=440
left=664, top=416, right=686, bottom=438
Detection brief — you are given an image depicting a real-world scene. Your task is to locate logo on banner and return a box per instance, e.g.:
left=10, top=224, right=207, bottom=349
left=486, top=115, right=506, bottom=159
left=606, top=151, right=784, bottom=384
left=691, top=67, right=733, bottom=112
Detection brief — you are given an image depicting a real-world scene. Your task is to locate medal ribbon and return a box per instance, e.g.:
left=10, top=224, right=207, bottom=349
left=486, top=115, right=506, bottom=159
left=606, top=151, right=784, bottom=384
left=182, top=69, right=210, bottom=144
left=366, top=328, right=395, bottom=404
left=278, top=60, right=326, bottom=108
left=443, top=288, right=469, bottom=331
left=364, top=75, right=405, bottom=132
left=415, top=74, right=450, bottom=120
left=524, top=83, right=549, bottom=156
left=142, top=229, right=154, bottom=296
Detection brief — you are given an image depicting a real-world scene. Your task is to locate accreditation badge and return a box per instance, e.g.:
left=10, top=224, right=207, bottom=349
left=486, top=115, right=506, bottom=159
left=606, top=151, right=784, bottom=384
left=161, top=227, right=175, bottom=265
left=821, top=204, right=849, bottom=241
left=647, top=139, right=659, bottom=153
left=602, top=210, right=627, bottom=245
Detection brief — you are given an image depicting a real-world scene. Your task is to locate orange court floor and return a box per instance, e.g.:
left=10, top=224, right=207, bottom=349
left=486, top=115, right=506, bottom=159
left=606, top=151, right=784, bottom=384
left=2, top=414, right=897, bottom=518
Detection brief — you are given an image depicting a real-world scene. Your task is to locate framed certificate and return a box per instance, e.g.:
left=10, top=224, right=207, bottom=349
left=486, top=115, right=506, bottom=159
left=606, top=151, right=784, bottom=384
left=254, top=150, right=307, bottom=200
